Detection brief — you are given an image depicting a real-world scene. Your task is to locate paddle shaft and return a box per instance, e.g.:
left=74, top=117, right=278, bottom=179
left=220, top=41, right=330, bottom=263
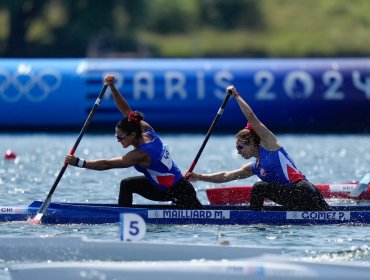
left=349, top=172, right=370, bottom=198
left=36, top=84, right=109, bottom=216
left=188, top=90, right=232, bottom=172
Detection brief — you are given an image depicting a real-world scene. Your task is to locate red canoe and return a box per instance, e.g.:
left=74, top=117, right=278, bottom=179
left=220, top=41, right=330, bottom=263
left=206, top=183, right=370, bottom=205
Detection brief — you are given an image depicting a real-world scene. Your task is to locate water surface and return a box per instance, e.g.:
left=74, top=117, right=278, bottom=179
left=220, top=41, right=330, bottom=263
left=1, top=133, right=370, bottom=276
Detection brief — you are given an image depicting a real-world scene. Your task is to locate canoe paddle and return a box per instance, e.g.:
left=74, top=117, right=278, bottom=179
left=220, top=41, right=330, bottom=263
left=30, top=83, right=109, bottom=224
left=187, top=89, right=232, bottom=174
left=349, top=172, right=370, bottom=198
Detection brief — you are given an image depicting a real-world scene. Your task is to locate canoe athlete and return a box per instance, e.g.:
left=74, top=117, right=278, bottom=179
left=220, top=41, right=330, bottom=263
left=65, top=75, right=202, bottom=209
left=187, top=86, right=330, bottom=211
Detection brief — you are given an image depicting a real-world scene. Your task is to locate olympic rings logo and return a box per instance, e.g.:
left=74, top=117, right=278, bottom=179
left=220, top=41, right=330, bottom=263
left=0, top=64, right=62, bottom=103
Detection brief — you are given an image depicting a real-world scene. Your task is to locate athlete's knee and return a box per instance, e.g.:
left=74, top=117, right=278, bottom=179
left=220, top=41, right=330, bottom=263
left=252, top=181, right=270, bottom=194
left=118, top=178, right=138, bottom=207
left=120, top=177, right=131, bottom=186
left=120, top=178, right=137, bottom=191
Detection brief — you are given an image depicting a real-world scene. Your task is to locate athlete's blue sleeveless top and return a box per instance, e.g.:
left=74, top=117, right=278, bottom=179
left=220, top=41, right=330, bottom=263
left=251, top=146, right=305, bottom=186
left=134, top=130, right=183, bottom=190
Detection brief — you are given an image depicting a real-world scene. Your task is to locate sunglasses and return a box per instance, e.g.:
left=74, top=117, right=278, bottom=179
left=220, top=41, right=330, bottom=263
left=115, top=133, right=129, bottom=141
left=236, top=145, right=244, bottom=151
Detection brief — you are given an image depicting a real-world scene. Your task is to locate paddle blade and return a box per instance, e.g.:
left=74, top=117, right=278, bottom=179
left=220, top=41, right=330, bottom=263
left=349, top=173, right=370, bottom=198
left=27, top=213, right=43, bottom=224
left=29, top=196, right=52, bottom=224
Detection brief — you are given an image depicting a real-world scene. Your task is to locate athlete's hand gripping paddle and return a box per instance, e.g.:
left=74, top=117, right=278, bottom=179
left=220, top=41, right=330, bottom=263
left=30, top=83, right=109, bottom=224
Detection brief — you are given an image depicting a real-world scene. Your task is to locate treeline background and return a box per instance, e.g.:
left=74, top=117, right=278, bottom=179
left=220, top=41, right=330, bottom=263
left=1, top=0, right=370, bottom=58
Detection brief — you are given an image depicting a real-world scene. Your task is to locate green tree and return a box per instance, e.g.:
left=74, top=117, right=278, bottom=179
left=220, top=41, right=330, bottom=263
left=200, top=0, right=264, bottom=30
left=145, top=0, right=200, bottom=34
left=0, top=0, right=48, bottom=57
left=0, top=0, right=147, bottom=57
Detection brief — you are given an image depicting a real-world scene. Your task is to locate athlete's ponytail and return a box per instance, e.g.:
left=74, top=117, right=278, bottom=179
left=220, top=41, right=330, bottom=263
left=128, top=111, right=144, bottom=123
left=116, top=111, right=144, bottom=139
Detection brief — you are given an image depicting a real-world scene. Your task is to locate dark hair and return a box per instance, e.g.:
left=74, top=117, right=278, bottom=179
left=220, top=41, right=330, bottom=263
left=116, top=111, right=144, bottom=139
left=235, top=128, right=260, bottom=146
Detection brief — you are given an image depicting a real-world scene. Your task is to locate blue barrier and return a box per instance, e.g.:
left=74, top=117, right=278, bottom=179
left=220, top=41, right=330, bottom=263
left=0, top=58, right=369, bottom=132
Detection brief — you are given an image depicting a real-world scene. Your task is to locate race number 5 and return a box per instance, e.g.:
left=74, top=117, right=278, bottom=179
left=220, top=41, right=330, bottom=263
left=120, top=213, right=146, bottom=241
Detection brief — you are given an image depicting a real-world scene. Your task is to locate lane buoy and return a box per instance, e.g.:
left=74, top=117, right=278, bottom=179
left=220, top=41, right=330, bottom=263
left=4, top=150, right=17, bottom=160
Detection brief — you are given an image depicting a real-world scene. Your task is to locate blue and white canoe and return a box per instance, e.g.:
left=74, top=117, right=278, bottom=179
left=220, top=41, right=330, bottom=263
left=2, top=200, right=370, bottom=225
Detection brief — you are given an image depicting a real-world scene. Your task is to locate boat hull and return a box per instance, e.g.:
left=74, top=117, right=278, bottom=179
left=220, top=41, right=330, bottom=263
left=2, top=201, right=370, bottom=225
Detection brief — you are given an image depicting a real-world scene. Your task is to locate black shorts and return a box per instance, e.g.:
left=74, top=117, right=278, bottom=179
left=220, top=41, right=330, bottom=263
left=118, top=176, right=203, bottom=209
left=250, top=180, right=331, bottom=211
